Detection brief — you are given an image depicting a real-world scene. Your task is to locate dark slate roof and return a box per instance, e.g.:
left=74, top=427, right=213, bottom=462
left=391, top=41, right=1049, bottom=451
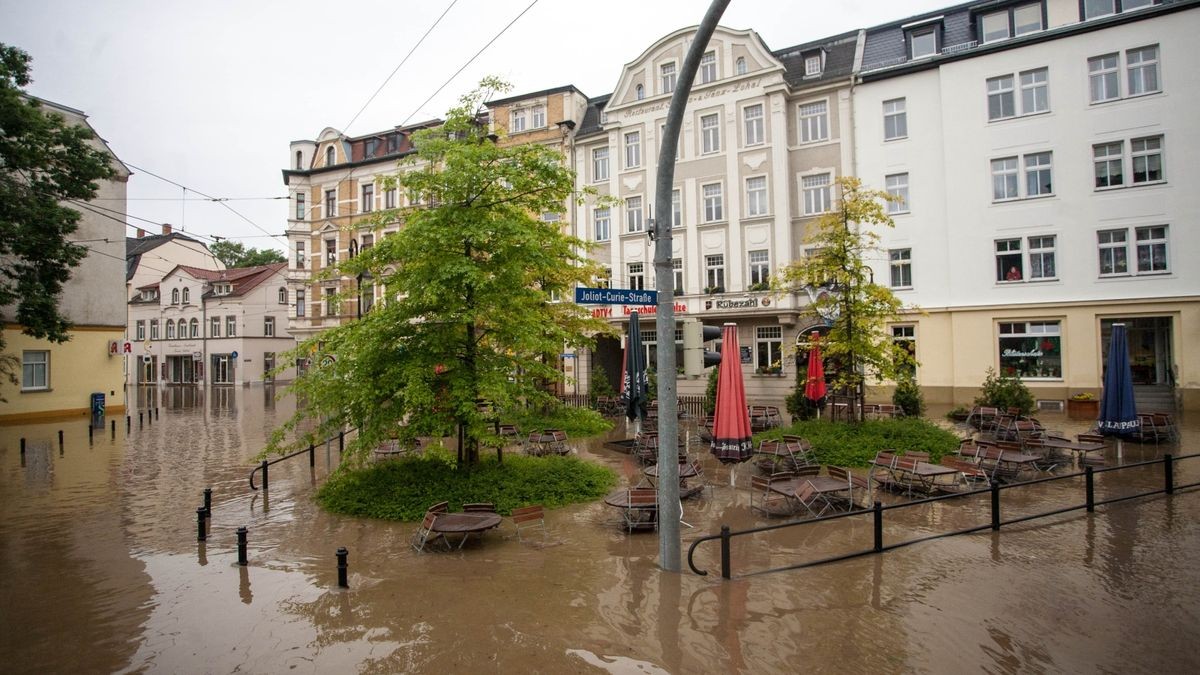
left=576, top=94, right=612, bottom=139
left=125, top=233, right=204, bottom=281
left=486, top=84, right=586, bottom=108
left=774, top=30, right=860, bottom=88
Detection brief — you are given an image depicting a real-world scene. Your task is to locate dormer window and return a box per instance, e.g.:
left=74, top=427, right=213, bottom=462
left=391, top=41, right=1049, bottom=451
left=661, top=62, right=677, bottom=94
left=1083, top=0, right=1156, bottom=21
left=325, top=146, right=335, bottom=167
left=735, top=57, right=747, bottom=75
left=215, top=283, right=232, bottom=296
left=700, top=51, right=717, bottom=83
left=979, top=3, right=1044, bottom=44
left=804, top=52, right=823, bottom=77
left=141, top=290, right=156, bottom=301
left=907, top=23, right=941, bottom=59
left=295, top=150, right=303, bottom=170
left=635, top=84, right=644, bottom=101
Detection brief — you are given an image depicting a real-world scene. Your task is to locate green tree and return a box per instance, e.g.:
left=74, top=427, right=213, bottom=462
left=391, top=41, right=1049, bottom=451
left=774, top=177, right=913, bottom=418
left=269, top=78, right=611, bottom=466
left=0, top=44, right=115, bottom=397
left=209, top=239, right=285, bottom=268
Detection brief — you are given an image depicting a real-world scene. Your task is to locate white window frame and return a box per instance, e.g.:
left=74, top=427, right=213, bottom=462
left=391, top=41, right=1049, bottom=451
left=885, top=173, right=910, bottom=214
left=166, top=320, right=175, bottom=340
left=660, top=62, right=677, bottom=94
left=1097, top=228, right=1129, bottom=276
left=705, top=254, right=725, bottom=292
left=190, top=318, right=199, bottom=338
left=1126, top=45, right=1160, bottom=97
left=384, top=188, right=396, bottom=209
left=625, top=196, right=644, bottom=233
left=804, top=53, right=822, bottom=77
left=510, top=108, right=527, bottom=133
left=802, top=172, right=832, bottom=215
left=209, top=317, right=218, bottom=337
left=745, top=176, right=768, bottom=217
left=150, top=319, right=159, bottom=340
left=1027, top=235, right=1057, bottom=280
left=21, top=350, right=49, bottom=391
left=998, top=320, right=1061, bottom=380
left=701, top=182, right=724, bottom=222
left=1130, top=135, right=1164, bottom=184
left=296, top=192, right=305, bottom=220
left=624, top=131, right=641, bottom=169
left=700, top=113, right=721, bottom=154
left=798, top=100, right=829, bottom=144
left=1024, top=151, right=1053, bottom=197
left=594, top=207, right=611, bottom=242
left=1089, top=45, right=1160, bottom=104
left=136, top=320, right=145, bottom=341
left=909, top=26, right=939, bottom=59
left=531, top=105, right=546, bottom=129
left=593, top=147, right=609, bottom=182
left=889, top=248, right=913, bottom=289
left=628, top=262, right=646, bottom=291
left=735, top=57, right=747, bottom=75
left=226, top=315, right=237, bottom=338
left=672, top=258, right=684, bottom=290
left=324, top=188, right=337, bottom=218
left=748, top=249, right=770, bottom=286
left=264, top=316, right=275, bottom=338
left=883, top=98, right=907, bottom=141
left=700, top=51, right=717, bottom=84
left=742, top=103, right=765, bottom=147
left=361, top=183, right=374, bottom=213
left=996, top=238, right=1024, bottom=282
left=756, top=326, right=783, bottom=372
left=1134, top=225, right=1169, bottom=274
left=296, top=289, right=305, bottom=317
left=988, top=68, right=1049, bottom=121
left=671, top=189, right=682, bottom=228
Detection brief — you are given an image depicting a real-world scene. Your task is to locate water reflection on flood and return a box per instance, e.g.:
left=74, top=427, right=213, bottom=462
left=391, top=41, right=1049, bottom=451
left=1, top=388, right=1198, bottom=673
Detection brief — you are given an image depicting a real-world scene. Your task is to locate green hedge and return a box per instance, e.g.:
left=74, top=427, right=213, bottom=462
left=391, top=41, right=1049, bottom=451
left=505, top=405, right=612, bottom=438
left=756, top=418, right=960, bottom=468
left=317, top=450, right=618, bottom=521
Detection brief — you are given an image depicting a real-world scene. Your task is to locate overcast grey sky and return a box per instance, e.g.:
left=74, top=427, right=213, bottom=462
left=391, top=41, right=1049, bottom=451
left=1, top=0, right=948, bottom=253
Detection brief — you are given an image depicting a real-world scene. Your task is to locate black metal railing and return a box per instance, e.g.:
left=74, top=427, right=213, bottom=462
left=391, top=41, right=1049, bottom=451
left=687, top=452, right=1197, bottom=580
left=249, top=429, right=349, bottom=490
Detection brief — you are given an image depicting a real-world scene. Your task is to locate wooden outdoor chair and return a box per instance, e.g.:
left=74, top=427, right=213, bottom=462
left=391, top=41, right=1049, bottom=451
left=411, top=511, right=450, bottom=553
left=825, top=466, right=856, bottom=510
left=904, top=450, right=931, bottom=463
left=622, top=488, right=659, bottom=532
left=427, top=501, right=449, bottom=514
left=794, top=481, right=836, bottom=518
left=870, top=451, right=900, bottom=491
left=750, top=474, right=797, bottom=517
left=512, top=505, right=546, bottom=543
left=463, top=502, right=496, bottom=512
left=941, top=456, right=990, bottom=486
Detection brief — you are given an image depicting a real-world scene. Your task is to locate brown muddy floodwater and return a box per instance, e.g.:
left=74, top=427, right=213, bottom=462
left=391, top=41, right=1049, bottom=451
left=1, top=386, right=1198, bottom=673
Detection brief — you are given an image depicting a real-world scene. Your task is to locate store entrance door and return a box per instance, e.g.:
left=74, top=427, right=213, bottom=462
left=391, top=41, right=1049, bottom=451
left=1101, top=317, right=1173, bottom=385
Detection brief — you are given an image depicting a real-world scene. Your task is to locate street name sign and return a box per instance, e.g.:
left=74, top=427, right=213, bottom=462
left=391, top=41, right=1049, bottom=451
left=575, top=287, right=657, bottom=305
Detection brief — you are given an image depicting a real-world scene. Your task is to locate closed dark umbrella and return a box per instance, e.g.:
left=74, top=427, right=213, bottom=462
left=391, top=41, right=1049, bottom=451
left=805, top=331, right=827, bottom=417
left=622, top=311, right=649, bottom=423
left=711, top=323, right=754, bottom=472
left=1098, top=323, right=1139, bottom=456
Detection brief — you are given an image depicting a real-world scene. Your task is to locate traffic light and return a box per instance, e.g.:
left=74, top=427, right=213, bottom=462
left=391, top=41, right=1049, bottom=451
left=682, top=319, right=722, bottom=378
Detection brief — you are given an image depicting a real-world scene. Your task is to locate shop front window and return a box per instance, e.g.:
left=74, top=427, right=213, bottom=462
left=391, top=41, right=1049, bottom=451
left=998, top=321, right=1061, bottom=379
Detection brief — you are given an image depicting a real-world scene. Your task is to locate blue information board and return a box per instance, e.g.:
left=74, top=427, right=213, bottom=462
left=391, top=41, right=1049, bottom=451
left=574, top=287, right=657, bottom=305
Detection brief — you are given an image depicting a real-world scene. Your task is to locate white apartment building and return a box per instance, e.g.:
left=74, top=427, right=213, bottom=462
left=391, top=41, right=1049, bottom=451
left=573, top=26, right=859, bottom=401
left=127, top=263, right=295, bottom=386
left=854, top=0, right=1199, bottom=409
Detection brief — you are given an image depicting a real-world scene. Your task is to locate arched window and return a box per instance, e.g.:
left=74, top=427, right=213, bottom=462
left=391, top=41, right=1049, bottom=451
left=295, top=150, right=303, bottom=170
left=171, top=288, right=180, bottom=304
left=635, top=84, right=644, bottom=100
left=278, top=287, right=287, bottom=304
left=190, top=318, right=199, bottom=338
left=325, top=146, right=335, bottom=166
left=182, top=287, right=190, bottom=304
left=166, top=320, right=175, bottom=340
left=736, top=57, right=747, bottom=75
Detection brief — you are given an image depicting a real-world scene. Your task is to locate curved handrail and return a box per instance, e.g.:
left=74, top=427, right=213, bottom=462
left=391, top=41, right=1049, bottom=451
left=249, top=428, right=357, bottom=490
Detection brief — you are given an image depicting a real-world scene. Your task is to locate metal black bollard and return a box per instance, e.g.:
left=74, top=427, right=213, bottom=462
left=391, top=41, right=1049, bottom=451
left=338, top=431, right=344, bottom=454
left=1165, top=453, right=1174, bottom=495
left=203, top=488, right=213, bottom=519
left=88, top=424, right=94, bottom=445
left=139, top=412, right=144, bottom=428
left=126, top=416, right=131, bottom=433
left=309, top=443, right=315, bottom=468
left=155, top=407, right=159, bottom=420
left=237, top=527, right=248, bottom=566
left=197, top=507, right=207, bottom=541
left=990, top=482, right=1001, bottom=531
left=260, top=460, right=269, bottom=491
left=1085, top=466, right=1095, bottom=512
left=58, top=430, right=64, bottom=451
left=110, top=419, right=115, bottom=439
left=873, top=501, right=884, bottom=552
left=719, top=525, right=732, bottom=580
left=19, top=438, right=25, bottom=455
left=336, top=547, right=349, bottom=588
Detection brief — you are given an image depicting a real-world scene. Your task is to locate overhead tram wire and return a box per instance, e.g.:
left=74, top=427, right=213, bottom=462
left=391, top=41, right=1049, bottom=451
left=69, top=201, right=228, bottom=271
left=398, top=0, right=541, bottom=129
left=123, top=162, right=287, bottom=245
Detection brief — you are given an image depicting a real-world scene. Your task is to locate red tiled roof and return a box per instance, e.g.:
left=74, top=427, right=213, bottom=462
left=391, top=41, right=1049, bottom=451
left=175, top=262, right=287, bottom=298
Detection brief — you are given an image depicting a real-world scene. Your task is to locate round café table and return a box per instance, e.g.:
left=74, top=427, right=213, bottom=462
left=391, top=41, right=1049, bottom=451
left=430, top=512, right=502, bottom=550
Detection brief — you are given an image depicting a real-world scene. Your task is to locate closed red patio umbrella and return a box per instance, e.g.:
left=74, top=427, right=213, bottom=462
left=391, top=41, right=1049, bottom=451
left=805, top=331, right=827, bottom=417
left=710, top=323, right=754, bottom=476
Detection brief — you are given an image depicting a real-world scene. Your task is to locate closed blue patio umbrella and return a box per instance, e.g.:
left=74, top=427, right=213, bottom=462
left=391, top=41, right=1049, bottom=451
left=1098, top=323, right=1139, bottom=455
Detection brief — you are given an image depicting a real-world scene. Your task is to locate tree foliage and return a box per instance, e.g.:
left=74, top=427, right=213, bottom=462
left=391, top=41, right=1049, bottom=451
left=0, top=44, right=115, bottom=396
left=774, top=177, right=915, bottom=398
left=974, top=367, right=1035, bottom=415
left=209, top=240, right=285, bottom=268
left=269, top=78, right=612, bottom=465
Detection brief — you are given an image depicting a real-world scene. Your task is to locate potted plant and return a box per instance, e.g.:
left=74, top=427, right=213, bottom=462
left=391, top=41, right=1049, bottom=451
left=946, top=406, right=970, bottom=422
left=748, top=281, right=770, bottom=292
left=704, top=285, right=725, bottom=295
left=1067, top=392, right=1099, bottom=419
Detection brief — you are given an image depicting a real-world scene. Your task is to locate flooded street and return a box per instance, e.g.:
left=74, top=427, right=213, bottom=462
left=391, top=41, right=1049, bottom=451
left=2, top=386, right=1198, bottom=673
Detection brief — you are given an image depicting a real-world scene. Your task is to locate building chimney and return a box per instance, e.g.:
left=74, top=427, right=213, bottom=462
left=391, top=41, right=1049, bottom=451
left=162, top=223, right=173, bottom=235
left=137, top=228, right=146, bottom=238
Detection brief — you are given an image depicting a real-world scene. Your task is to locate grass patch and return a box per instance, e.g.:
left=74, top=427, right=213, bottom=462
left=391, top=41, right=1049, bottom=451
left=317, top=448, right=618, bottom=521
left=756, top=417, right=961, bottom=468
left=504, top=405, right=613, bottom=438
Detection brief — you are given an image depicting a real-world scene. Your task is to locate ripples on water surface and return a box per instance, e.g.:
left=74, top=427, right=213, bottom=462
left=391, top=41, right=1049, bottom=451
left=1, top=387, right=1197, bottom=673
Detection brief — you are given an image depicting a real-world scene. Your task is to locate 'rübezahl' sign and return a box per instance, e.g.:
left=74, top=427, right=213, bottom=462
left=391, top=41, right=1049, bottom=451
left=575, top=287, right=657, bottom=305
